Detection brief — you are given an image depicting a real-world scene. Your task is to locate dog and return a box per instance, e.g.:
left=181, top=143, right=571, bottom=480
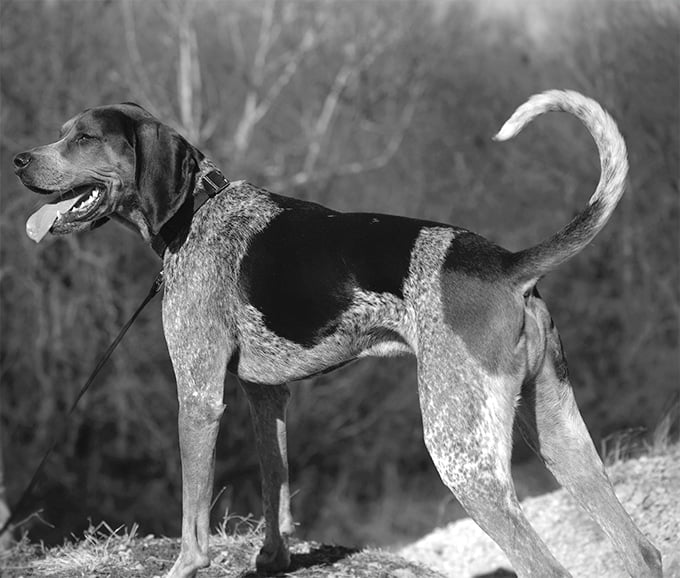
left=14, top=90, right=662, bottom=577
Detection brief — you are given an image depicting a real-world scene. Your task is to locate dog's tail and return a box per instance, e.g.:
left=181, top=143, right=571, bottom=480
left=494, top=90, right=628, bottom=288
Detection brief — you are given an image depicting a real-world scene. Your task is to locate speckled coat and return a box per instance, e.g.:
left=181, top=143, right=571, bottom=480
left=13, top=91, right=662, bottom=578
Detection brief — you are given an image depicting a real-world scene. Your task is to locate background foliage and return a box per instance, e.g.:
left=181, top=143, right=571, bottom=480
left=0, top=0, right=678, bottom=548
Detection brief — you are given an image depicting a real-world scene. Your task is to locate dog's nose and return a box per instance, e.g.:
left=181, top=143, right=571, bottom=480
left=13, top=152, right=32, bottom=171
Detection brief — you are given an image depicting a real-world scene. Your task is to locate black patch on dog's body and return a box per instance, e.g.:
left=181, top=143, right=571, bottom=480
left=240, top=197, right=434, bottom=347
left=442, top=232, right=514, bottom=280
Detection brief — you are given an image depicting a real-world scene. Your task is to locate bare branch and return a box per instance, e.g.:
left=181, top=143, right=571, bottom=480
left=176, top=3, right=202, bottom=143
left=227, top=12, right=246, bottom=69
left=301, top=60, right=355, bottom=176
left=283, top=81, right=423, bottom=188
left=120, top=0, right=157, bottom=111
left=232, top=0, right=276, bottom=156
left=257, top=29, right=315, bottom=119
left=253, top=0, right=277, bottom=87
left=298, top=37, right=390, bottom=179
left=284, top=29, right=408, bottom=188
left=232, top=2, right=317, bottom=158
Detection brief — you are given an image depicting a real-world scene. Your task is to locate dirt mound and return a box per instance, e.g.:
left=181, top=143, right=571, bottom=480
left=400, top=446, right=680, bottom=577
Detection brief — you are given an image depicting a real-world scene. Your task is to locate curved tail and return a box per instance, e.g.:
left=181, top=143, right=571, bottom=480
left=495, top=90, right=628, bottom=287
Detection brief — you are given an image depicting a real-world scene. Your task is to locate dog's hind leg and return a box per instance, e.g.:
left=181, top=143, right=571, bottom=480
left=516, top=298, right=662, bottom=577
left=240, top=381, right=294, bottom=573
left=417, top=345, right=570, bottom=577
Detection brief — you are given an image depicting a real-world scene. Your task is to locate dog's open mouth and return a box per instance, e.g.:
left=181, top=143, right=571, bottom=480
left=26, top=183, right=106, bottom=243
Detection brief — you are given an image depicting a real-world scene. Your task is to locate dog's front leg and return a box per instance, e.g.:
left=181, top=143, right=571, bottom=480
left=167, top=394, right=225, bottom=578
left=163, top=303, right=230, bottom=578
left=240, top=380, right=294, bottom=573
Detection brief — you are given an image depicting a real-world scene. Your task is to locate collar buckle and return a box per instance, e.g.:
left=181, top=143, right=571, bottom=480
left=201, top=170, right=229, bottom=197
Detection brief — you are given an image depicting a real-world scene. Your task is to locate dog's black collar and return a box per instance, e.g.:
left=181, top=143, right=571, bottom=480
left=151, top=169, right=230, bottom=258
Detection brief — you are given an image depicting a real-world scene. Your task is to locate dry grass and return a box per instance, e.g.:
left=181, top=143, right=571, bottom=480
left=601, top=393, right=679, bottom=465
left=2, top=522, right=144, bottom=577
left=0, top=514, right=443, bottom=577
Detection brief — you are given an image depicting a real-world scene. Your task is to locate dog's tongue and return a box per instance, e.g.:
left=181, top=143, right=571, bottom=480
left=26, top=195, right=83, bottom=243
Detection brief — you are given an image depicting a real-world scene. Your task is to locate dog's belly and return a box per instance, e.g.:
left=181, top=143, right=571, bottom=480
left=234, top=289, right=415, bottom=384
left=235, top=342, right=408, bottom=384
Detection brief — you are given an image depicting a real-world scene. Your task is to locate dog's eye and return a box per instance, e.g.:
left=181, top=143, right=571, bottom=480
left=76, top=134, right=97, bottom=144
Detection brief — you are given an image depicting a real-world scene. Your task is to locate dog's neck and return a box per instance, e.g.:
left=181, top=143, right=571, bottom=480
left=150, top=159, right=230, bottom=258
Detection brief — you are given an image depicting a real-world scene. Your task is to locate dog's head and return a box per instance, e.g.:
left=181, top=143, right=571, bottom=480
left=14, top=104, right=203, bottom=243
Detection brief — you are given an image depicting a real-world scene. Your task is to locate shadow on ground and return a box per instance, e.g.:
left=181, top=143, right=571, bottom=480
left=475, top=569, right=517, bottom=578
left=242, top=544, right=360, bottom=577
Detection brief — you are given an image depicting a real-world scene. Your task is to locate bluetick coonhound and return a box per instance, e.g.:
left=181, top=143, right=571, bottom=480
left=14, top=91, right=661, bottom=577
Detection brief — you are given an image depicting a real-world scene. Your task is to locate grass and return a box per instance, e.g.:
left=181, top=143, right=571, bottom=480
left=35, top=523, right=142, bottom=575
left=601, top=393, right=679, bottom=465
left=0, top=515, right=444, bottom=577
left=2, top=522, right=148, bottom=577
left=1, top=516, right=263, bottom=577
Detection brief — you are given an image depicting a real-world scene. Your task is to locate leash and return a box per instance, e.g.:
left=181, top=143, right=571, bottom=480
left=0, top=270, right=165, bottom=537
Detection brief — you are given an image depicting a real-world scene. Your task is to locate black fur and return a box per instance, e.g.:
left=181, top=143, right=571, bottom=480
left=443, top=231, right=515, bottom=281
left=240, top=200, right=431, bottom=347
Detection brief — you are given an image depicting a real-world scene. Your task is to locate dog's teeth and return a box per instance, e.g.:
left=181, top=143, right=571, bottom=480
left=78, top=189, right=101, bottom=210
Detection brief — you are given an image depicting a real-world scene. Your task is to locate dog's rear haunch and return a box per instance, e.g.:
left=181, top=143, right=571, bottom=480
left=14, top=90, right=662, bottom=577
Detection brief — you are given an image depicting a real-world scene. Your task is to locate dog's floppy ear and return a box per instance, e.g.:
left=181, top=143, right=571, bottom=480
left=133, top=119, right=201, bottom=234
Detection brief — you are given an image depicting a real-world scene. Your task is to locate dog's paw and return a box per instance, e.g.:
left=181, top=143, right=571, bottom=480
left=165, top=551, right=209, bottom=578
left=255, top=539, right=291, bottom=575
